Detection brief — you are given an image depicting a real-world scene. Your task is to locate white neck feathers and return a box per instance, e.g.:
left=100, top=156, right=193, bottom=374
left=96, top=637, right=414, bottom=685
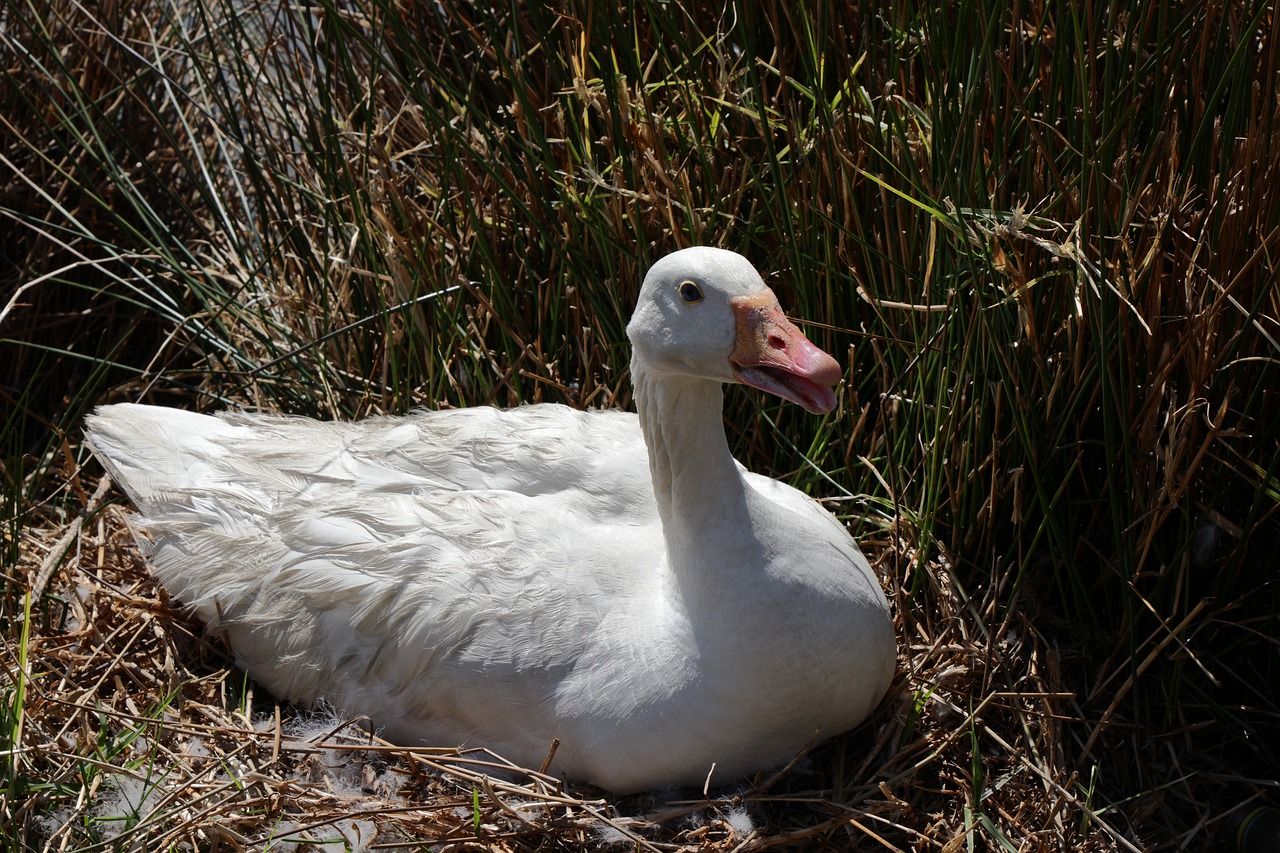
left=630, top=357, right=758, bottom=596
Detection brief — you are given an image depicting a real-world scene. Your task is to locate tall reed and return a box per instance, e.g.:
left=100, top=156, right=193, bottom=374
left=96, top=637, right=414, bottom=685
left=3, top=1, right=1276, bottom=846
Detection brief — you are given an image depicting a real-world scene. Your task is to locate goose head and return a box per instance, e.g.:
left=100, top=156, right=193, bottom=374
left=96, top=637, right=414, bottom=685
left=627, top=247, right=842, bottom=414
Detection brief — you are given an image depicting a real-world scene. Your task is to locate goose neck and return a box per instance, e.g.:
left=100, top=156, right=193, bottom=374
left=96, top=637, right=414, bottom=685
left=630, top=359, right=748, bottom=546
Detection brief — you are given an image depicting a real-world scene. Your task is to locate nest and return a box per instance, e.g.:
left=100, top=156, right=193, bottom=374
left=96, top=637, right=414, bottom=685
left=8, top=474, right=1124, bottom=851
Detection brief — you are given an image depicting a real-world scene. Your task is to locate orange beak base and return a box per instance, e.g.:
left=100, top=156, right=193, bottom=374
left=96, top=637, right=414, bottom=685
left=729, top=293, right=842, bottom=415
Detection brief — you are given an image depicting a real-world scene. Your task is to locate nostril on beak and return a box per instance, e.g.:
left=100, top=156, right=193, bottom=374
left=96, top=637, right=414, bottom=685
left=767, top=334, right=786, bottom=351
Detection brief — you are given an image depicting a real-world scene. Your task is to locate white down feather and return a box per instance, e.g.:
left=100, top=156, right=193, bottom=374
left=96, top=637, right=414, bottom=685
left=85, top=247, right=896, bottom=794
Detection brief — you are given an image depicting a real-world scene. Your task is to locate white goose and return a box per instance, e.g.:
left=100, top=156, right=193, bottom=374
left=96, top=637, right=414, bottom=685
left=86, top=247, right=895, bottom=794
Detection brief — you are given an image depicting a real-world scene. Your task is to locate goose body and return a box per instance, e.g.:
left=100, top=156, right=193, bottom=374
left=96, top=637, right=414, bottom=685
left=86, top=248, right=895, bottom=793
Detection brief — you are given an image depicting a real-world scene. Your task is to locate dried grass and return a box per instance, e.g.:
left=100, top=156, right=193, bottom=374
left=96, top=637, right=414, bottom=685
left=6, top=473, right=1134, bottom=852
left=4, top=1, right=1278, bottom=849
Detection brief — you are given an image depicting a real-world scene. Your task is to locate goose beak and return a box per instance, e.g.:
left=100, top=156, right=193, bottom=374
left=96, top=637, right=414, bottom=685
left=729, top=292, right=842, bottom=415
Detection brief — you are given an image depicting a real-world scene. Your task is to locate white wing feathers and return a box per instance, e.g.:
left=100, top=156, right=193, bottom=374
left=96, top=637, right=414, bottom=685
left=85, top=403, right=665, bottom=734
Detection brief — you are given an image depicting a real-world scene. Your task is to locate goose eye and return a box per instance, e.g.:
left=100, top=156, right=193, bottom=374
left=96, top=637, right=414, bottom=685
left=679, top=281, right=703, bottom=303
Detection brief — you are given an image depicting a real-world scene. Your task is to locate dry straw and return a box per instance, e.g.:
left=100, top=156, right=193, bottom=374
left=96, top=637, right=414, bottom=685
left=3, top=1, right=1277, bottom=849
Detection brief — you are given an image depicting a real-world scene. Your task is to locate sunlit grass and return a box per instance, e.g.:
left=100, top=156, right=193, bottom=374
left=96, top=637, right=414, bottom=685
left=2, top=0, right=1277, bottom=848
